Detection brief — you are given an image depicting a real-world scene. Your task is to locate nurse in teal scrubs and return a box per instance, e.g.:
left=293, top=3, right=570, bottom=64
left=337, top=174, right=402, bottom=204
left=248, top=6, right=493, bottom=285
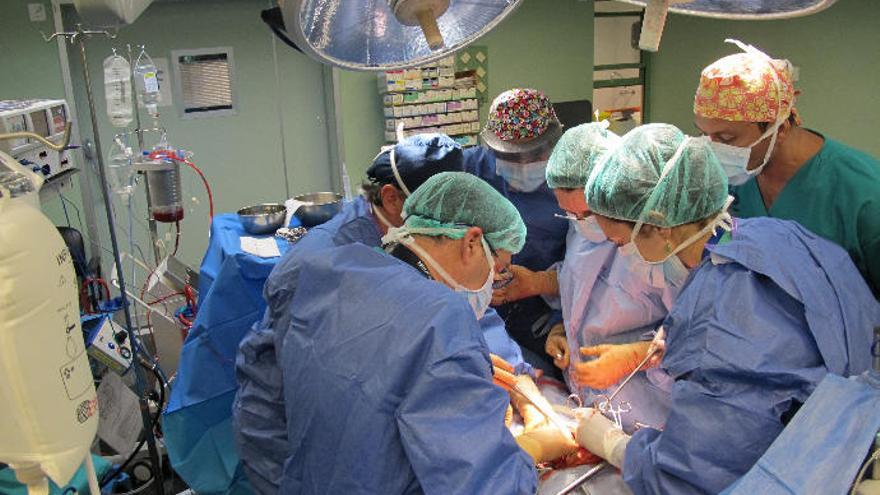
left=693, top=39, right=880, bottom=297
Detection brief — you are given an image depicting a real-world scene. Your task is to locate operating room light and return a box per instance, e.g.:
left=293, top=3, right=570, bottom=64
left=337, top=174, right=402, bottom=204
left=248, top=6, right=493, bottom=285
left=280, top=0, right=524, bottom=71
left=617, top=0, right=838, bottom=51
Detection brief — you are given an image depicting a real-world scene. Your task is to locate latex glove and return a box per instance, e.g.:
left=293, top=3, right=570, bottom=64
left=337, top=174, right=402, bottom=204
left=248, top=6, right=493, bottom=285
left=544, top=323, right=570, bottom=370
left=575, top=408, right=630, bottom=469
left=573, top=341, right=651, bottom=390
left=492, top=265, right=559, bottom=305
left=504, top=404, right=514, bottom=428
left=516, top=425, right=579, bottom=464
left=509, top=374, right=551, bottom=433
left=646, top=327, right=666, bottom=369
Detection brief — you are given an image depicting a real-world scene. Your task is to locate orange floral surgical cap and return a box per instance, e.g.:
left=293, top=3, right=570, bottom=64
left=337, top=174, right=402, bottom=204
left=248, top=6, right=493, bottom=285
left=694, top=39, right=797, bottom=124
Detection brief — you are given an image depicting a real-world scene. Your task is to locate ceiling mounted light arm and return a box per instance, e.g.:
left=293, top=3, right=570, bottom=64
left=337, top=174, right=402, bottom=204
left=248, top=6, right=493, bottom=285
left=261, top=7, right=305, bottom=54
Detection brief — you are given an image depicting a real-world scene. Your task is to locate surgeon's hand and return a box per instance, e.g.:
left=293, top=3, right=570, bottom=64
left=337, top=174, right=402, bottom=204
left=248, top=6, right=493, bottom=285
left=509, top=375, right=550, bottom=432
left=646, top=327, right=666, bottom=369
left=573, top=341, right=652, bottom=389
left=492, top=265, right=559, bottom=305
left=544, top=323, right=570, bottom=370
left=575, top=408, right=630, bottom=469
left=515, top=425, right=579, bottom=464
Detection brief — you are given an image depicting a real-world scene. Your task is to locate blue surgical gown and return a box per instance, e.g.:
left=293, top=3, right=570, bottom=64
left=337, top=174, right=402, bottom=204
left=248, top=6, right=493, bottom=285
left=557, top=225, right=677, bottom=431
left=234, top=195, right=526, bottom=494
left=463, top=147, right=568, bottom=370
left=623, top=217, right=880, bottom=495
left=723, top=370, right=880, bottom=495
left=279, top=243, right=537, bottom=494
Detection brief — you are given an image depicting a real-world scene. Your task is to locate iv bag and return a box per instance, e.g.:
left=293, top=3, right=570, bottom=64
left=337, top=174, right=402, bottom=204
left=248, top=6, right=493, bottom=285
left=104, top=54, right=133, bottom=128
left=0, top=187, right=99, bottom=487
left=134, top=47, right=161, bottom=120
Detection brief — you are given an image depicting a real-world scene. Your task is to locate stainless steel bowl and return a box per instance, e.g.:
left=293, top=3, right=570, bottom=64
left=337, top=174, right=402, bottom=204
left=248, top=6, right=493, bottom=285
left=293, top=192, right=343, bottom=227
left=237, top=203, right=287, bottom=235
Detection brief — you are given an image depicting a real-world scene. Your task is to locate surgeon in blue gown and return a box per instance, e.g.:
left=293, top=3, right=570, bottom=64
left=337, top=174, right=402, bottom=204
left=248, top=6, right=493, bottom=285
left=277, top=172, right=578, bottom=494
left=234, top=135, right=530, bottom=494
left=574, top=124, right=880, bottom=495
left=463, top=89, right=569, bottom=376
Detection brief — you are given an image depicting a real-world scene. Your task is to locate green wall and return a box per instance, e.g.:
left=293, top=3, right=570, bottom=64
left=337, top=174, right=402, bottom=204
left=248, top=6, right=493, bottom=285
left=0, top=1, right=64, bottom=98
left=0, top=1, right=84, bottom=236
left=340, top=0, right=595, bottom=182
left=646, top=0, right=880, bottom=156
left=2, top=0, right=336, bottom=269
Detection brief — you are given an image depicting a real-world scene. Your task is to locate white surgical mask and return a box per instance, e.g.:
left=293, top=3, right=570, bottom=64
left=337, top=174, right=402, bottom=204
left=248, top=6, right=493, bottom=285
left=382, top=227, right=495, bottom=319
left=615, top=242, right=689, bottom=290
left=709, top=39, right=795, bottom=186
left=629, top=197, right=734, bottom=263
left=495, top=158, right=548, bottom=192
left=575, top=216, right=607, bottom=243
left=557, top=213, right=607, bottom=243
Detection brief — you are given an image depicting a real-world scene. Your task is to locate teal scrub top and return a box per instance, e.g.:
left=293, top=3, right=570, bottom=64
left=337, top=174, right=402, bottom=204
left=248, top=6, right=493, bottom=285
left=732, top=133, right=880, bottom=298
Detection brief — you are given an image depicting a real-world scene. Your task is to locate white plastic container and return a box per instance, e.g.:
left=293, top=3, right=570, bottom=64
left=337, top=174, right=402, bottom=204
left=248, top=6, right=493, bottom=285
left=0, top=183, right=98, bottom=490
left=104, top=54, right=133, bottom=127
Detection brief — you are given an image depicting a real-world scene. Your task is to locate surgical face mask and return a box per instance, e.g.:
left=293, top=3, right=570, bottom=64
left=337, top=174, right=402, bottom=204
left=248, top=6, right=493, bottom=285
left=575, top=216, right=607, bottom=243
left=623, top=197, right=734, bottom=287
left=556, top=213, right=606, bottom=243
left=616, top=241, right=690, bottom=290
left=495, top=158, right=548, bottom=193
left=709, top=122, right=783, bottom=186
left=382, top=227, right=495, bottom=319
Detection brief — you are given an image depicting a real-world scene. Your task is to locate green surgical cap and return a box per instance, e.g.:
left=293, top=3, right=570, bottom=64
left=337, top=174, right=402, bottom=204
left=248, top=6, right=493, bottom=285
left=546, top=122, right=621, bottom=189
left=585, top=123, right=728, bottom=228
left=402, top=171, right=527, bottom=253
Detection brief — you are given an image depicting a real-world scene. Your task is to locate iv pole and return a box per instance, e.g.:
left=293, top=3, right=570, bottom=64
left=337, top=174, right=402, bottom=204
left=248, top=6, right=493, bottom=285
left=44, top=25, right=166, bottom=495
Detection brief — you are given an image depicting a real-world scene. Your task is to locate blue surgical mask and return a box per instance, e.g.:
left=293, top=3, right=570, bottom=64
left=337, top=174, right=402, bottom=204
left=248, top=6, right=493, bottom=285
left=708, top=124, right=781, bottom=186
left=495, top=158, right=548, bottom=192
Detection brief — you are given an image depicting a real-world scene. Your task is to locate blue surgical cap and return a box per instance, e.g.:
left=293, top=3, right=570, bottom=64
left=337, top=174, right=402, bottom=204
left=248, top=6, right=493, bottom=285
left=367, top=134, right=464, bottom=193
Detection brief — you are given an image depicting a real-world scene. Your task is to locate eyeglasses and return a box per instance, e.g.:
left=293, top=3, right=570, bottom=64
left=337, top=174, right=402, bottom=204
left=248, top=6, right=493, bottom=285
left=554, top=213, right=581, bottom=222
left=493, top=267, right=514, bottom=290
